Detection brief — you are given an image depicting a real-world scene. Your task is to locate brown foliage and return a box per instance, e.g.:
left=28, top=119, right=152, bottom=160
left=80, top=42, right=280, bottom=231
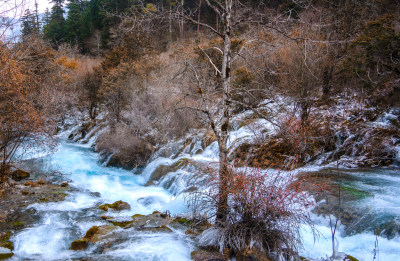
left=189, top=164, right=315, bottom=259
left=0, top=44, right=47, bottom=182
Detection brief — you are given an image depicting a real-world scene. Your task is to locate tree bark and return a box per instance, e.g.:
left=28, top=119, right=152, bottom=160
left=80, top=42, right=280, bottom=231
left=215, top=0, right=232, bottom=227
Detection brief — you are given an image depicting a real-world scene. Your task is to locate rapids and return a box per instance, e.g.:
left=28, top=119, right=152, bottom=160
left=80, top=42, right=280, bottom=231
left=10, top=142, right=193, bottom=260
left=8, top=140, right=400, bottom=260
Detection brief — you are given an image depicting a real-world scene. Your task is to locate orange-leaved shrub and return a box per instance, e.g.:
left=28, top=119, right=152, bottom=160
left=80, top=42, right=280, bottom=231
left=188, top=163, right=316, bottom=260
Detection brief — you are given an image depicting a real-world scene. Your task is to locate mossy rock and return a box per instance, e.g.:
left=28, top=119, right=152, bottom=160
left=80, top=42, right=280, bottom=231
left=0, top=249, right=13, bottom=260
left=138, top=225, right=173, bottom=233
left=344, top=255, right=359, bottom=261
left=191, top=250, right=225, bottom=261
left=0, top=242, right=13, bottom=251
left=12, top=221, right=25, bottom=227
left=99, top=200, right=130, bottom=211
left=23, top=181, right=37, bottom=187
left=145, top=164, right=180, bottom=186
left=69, top=239, right=88, bottom=250
left=132, top=214, right=145, bottom=218
left=185, top=229, right=200, bottom=236
left=84, top=226, right=99, bottom=239
left=110, top=220, right=134, bottom=228
left=172, top=217, right=192, bottom=225
left=0, top=232, right=11, bottom=242
left=84, top=225, right=117, bottom=243
left=11, top=169, right=30, bottom=181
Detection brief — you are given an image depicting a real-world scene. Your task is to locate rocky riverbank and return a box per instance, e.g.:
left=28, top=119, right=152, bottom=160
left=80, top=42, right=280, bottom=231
left=0, top=169, right=71, bottom=259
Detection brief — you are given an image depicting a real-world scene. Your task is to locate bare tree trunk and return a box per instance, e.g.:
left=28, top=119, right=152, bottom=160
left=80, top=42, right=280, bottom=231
left=169, top=1, right=172, bottom=41
left=215, top=0, right=233, bottom=227
left=216, top=13, right=219, bottom=32
left=197, top=0, right=202, bottom=35
left=180, top=0, right=184, bottom=38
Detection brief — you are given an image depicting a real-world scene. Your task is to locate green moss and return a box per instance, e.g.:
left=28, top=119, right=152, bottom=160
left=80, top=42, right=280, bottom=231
left=110, top=220, right=133, bottom=228
left=84, top=226, right=99, bottom=239
left=0, top=231, right=10, bottom=242
left=173, top=217, right=192, bottom=225
left=341, top=185, right=370, bottom=199
left=0, top=253, right=14, bottom=260
left=99, top=204, right=110, bottom=211
left=345, top=254, right=359, bottom=261
left=109, top=201, right=122, bottom=208
left=99, top=201, right=130, bottom=211
left=39, top=197, right=49, bottom=202
left=0, top=241, right=13, bottom=251
left=69, top=239, right=88, bottom=250
left=132, top=214, right=145, bottom=218
left=12, top=221, right=25, bottom=227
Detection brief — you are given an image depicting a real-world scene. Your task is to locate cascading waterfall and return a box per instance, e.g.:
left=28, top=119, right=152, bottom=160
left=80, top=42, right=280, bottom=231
left=8, top=119, right=400, bottom=260
left=10, top=142, right=193, bottom=260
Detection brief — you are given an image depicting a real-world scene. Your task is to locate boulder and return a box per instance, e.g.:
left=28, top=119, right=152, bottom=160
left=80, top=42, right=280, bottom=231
left=191, top=250, right=225, bottom=261
left=99, top=200, right=130, bottom=211
left=69, top=239, right=88, bottom=250
left=11, top=170, right=30, bottom=181
left=69, top=225, right=117, bottom=251
left=125, top=211, right=172, bottom=229
left=0, top=242, right=13, bottom=251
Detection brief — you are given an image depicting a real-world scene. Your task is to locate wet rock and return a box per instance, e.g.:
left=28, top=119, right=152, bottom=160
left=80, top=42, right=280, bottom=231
left=69, top=225, right=117, bottom=251
left=23, top=181, right=38, bottom=187
left=21, top=190, right=29, bottom=195
left=101, top=215, right=113, bottom=220
left=84, top=225, right=117, bottom=243
left=109, top=220, right=134, bottom=228
left=202, top=131, right=216, bottom=149
left=0, top=232, right=10, bottom=241
left=90, top=192, right=101, bottom=197
left=0, top=246, right=13, bottom=259
left=185, top=229, right=200, bottom=236
left=60, top=182, right=69, bottom=187
left=137, top=225, right=172, bottom=233
left=12, top=221, right=25, bottom=227
left=237, top=248, right=271, bottom=261
left=137, top=196, right=157, bottom=206
left=69, top=239, right=88, bottom=250
left=126, top=211, right=173, bottom=229
left=99, top=200, right=131, bottom=211
left=11, top=170, right=30, bottom=181
left=191, top=250, right=226, bottom=261
left=0, top=242, right=13, bottom=251
left=84, top=226, right=100, bottom=240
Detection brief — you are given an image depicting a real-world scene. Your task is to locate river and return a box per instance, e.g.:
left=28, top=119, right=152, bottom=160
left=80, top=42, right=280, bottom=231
left=9, top=141, right=400, bottom=260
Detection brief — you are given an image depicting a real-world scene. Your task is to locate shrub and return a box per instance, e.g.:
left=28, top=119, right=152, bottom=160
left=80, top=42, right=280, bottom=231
left=187, top=164, right=316, bottom=260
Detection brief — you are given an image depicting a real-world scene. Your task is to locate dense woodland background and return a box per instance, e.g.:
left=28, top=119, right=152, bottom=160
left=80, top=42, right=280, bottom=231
left=1, top=0, right=399, bottom=173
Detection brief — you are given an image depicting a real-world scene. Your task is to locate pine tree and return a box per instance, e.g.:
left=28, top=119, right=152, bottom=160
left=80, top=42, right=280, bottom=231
left=43, top=0, right=66, bottom=46
left=21, top=9, right=39, bottom=37
left=65, top=0, right=84, bottom=45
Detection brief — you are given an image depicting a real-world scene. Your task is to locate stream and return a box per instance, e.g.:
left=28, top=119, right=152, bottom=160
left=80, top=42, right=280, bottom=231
left=9, top=141, right=400, bottom=260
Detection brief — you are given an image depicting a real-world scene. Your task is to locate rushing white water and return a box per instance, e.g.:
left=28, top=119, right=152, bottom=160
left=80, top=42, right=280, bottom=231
left=11, top=142, right=193, bottom=260
left=300, top=168, right=400, bottom=261
left=10, top=132, right=400, bottom=260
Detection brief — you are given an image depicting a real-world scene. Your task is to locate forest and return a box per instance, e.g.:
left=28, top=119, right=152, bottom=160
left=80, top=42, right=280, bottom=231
left=1, top=0, right=400, bottom=260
